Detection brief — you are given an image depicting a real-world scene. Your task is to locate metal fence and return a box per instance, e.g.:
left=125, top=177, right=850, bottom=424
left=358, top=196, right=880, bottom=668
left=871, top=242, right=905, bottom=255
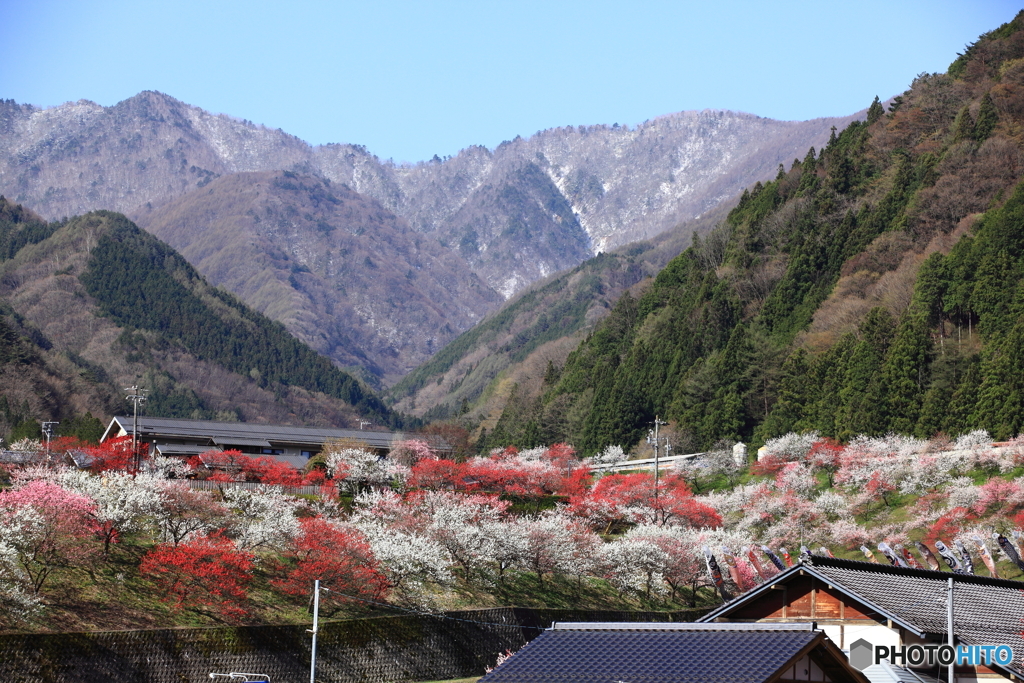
left=186, top=479, right=324, bottom=496
left=588, top=451, right=707, bottom=474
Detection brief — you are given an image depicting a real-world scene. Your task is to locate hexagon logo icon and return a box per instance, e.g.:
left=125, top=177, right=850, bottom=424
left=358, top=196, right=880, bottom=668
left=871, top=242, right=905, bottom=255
left=849, top=638, right=874, bottom=671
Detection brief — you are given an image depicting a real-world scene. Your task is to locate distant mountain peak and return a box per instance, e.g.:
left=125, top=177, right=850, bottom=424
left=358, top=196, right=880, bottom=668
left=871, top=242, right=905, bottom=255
left=0, top=91, right=862, bottom=383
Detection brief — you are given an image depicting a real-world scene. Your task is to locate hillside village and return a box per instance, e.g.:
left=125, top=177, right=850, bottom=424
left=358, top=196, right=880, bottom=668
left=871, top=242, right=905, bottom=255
left=3, top=8, right=1024, bottom=683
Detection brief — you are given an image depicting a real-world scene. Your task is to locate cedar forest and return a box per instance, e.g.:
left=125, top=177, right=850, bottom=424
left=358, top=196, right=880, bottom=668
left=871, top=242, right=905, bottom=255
left=483, top=14, right=1024, bottom=454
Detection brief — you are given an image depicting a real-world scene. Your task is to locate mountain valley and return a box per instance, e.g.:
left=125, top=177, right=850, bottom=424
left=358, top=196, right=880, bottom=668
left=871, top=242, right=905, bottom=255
left=0, top=92, right=862, bottom=387
left=132, top=170, right=500, bottom=386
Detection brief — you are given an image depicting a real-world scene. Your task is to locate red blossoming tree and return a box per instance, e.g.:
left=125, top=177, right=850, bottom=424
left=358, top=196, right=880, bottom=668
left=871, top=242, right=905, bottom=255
left=273, top=516, right=387, bottom=613
left=569, top=473, right=722, bottom=532
left=408, top=458, right=466, bottom=490
left=140, top=532, right=253, bottom=620
left=808, top=438, right=845, bottom=487
left=83, top=435, right=143, bottom=473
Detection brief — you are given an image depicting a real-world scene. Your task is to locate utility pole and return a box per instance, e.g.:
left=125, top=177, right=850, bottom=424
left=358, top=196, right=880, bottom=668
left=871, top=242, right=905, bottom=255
left=42, top=421, right=59, bottom=463
left=947, top=577, right=954, bottom=683
left=647, top=417, right=668, bottom=504
left=309, top=579, right=321, bottom=683
left=124, top=386, right=147, bottom=473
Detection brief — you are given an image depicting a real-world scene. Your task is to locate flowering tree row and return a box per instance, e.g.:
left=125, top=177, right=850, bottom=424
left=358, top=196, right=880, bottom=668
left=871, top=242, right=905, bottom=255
left=0, top=442, right=731, bottom=622
left=684, top=430, right=1024, bottom=598
left=5, top=430, right=1023, bottom=623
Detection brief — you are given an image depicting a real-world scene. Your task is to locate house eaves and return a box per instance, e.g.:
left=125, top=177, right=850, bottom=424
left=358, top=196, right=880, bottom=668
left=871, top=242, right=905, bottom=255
left=698, top=561, right=928, bottom=638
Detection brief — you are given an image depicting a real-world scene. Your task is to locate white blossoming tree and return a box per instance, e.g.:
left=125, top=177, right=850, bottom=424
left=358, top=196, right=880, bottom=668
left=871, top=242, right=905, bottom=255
left=0, top=519, right=42, bottom=615
left=57, top=470, right=162, bottom=554
left=412, top=490, right=509, bottom=584
left=590, top=445, right=625, bottom=466
left=153, top=482, right=231, bottom=546
left=353, top=521, right=453, bottom=605
left=324, top=445, right=394, bottom=493
left=759, top=432, right=821, bottom=462
left=601, top=534, right=670, bottom=598
left=222, top=485, right=300, bottom=551
left=519, top=509, right=599, bottom=587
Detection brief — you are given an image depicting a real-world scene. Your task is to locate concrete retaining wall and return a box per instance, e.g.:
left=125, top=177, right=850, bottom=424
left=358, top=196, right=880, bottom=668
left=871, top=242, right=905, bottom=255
left=0, top=607, right=709, bottom=683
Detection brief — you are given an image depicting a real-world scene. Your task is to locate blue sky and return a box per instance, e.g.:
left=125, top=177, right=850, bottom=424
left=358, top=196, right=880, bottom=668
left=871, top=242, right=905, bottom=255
left=2, top=1, right=1019, bottom=163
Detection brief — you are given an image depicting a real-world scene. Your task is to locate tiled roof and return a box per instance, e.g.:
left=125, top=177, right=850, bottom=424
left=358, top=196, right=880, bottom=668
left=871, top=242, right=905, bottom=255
left=0, top=450, right=42, bottom=465
left=809, top=558, right=1024, bottom=676
left=479, top=623, right=832, bottom=683
left=699, top=555, right=1024, bottom=679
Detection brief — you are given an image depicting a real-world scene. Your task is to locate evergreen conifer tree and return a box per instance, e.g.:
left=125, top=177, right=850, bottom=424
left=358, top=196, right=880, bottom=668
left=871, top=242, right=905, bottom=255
left=756, top=349, right=811, bottom=441
left=838, top=309, right=895, bottom=439
left=802, top=147, right=817, bottom=168
left=867, top=96, right=885, bottom=125
left=882, top=313, right=932, bottom=434
left=974, top=93, right=999, bottom=142
left=972, top=326, right=1024, bottom=439
left=944, top=360, right=980, bottom=436
left=952, top=106, right=976, bottom=142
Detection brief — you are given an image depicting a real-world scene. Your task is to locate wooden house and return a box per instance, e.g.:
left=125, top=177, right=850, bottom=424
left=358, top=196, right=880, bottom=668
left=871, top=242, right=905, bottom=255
left=698, top=555, right=1024, bottom=683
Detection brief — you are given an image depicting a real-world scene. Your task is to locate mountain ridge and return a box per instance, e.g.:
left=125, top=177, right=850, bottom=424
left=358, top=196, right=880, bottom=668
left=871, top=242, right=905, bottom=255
left=0, top=202, right=404, bottom=439
left=0, top=91, right=864, bottom=290
left=0, top=91, right=864, bottom=385
left=474, top=10, right=1024, bottom=455
left=131, top=170, right=501, bottom=386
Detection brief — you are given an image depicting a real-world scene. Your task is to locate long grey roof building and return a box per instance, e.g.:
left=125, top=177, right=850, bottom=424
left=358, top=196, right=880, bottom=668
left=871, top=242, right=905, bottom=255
left=101, top=415, right=433, bottom=468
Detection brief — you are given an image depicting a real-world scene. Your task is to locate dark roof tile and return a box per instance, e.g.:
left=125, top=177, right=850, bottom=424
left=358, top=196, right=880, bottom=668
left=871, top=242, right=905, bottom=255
left=700, top=556, right=1024, bottom=678
left=480, top=627, right=822, bottom=683
left=104, top=415, right=417, bottom=450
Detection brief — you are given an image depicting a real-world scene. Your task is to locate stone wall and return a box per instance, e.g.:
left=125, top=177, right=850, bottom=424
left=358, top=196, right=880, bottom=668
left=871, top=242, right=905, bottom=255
left=0, top=607, right=709, bottom=683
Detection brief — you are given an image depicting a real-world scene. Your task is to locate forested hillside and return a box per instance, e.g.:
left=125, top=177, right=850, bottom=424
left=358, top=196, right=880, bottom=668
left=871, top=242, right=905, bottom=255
left=0, top=201, right=403, bottom=442
left=386, top=201, right=733, bottom=438
left=132, top=170, right=500, bottom=387
left=481, top=12, right=1024, bottom=455
left=81, top=212, right=394, bottom=423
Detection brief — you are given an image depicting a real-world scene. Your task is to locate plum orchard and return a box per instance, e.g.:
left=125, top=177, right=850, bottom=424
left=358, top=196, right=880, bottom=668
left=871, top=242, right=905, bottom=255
left=2, top=432, right=1024, bottom=623
left=0, top=442, right=728, bottom=620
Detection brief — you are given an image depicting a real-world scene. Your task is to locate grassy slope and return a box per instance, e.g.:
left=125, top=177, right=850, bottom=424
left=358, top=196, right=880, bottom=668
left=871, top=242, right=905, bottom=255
left=3, top=544, right=708, bottom=635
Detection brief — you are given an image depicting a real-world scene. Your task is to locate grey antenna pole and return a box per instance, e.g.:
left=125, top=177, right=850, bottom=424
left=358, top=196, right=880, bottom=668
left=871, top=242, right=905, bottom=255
left=124, top=385, right=147, bottom=472
left=651, top=416, right=667, bottom=505
left=42, top=421, right=59, bottom=463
